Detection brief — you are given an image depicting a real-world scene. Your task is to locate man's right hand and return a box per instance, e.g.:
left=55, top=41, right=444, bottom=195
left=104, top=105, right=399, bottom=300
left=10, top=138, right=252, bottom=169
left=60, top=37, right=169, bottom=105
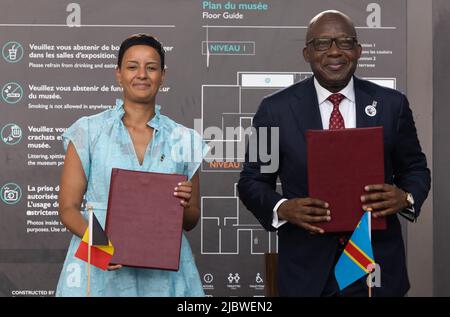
left=277, top=198, right=331, bottom=234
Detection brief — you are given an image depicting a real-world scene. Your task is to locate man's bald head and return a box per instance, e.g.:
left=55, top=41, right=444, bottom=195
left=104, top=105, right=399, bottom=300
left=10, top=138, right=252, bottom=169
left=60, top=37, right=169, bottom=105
left=302, top=10, right=362, bottom=92
left=305, top=10, right=357, bottom=43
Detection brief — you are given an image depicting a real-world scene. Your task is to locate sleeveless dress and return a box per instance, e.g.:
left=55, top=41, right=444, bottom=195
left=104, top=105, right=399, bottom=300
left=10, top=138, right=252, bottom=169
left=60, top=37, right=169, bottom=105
left=55, top=99, right=208, bottom=296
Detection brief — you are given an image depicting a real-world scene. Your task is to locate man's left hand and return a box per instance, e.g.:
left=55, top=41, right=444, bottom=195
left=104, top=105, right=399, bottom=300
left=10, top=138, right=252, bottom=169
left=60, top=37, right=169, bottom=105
left=361, top=184, right=409, bottom=218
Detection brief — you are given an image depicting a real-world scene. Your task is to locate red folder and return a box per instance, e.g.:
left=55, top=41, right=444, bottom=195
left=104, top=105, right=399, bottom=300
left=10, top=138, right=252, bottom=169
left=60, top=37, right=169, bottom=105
left=105, top=168, right=187, bottom=270
left=306, top=127, right=386, bottom=232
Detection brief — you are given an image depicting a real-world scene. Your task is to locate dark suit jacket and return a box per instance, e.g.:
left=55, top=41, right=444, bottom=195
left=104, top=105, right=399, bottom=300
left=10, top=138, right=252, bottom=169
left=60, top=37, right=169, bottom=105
left=238, top=76, right=431, bottom=296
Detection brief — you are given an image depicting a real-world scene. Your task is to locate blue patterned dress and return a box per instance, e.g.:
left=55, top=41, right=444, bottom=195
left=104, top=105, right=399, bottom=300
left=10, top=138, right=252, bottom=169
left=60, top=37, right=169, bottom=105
left=55, top=100, right=208, bottom=296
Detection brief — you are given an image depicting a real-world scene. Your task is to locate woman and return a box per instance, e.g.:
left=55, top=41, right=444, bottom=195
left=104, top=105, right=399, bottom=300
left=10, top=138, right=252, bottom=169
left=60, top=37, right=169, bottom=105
left=55, top=34, right=208, bottom=296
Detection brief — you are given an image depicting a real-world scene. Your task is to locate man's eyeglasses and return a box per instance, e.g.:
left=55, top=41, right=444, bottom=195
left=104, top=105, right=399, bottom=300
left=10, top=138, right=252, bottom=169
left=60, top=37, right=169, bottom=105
left=306, top=37, right=358, bottom=51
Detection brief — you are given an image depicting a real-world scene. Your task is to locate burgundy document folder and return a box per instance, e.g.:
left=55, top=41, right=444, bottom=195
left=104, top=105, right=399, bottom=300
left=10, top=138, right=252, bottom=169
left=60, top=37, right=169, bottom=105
left=306, top=127, right=386, bottom=232
left=105, top=168, right=187, bottom=271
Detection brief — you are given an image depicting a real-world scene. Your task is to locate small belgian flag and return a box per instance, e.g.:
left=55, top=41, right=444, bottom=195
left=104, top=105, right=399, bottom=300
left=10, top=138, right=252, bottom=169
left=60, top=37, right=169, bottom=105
left=74, top=209, right=114, bottom=270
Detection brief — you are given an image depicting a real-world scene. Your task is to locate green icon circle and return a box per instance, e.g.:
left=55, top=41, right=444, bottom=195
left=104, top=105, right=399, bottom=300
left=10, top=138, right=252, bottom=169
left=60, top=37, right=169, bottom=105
left=1, top=183, right=22, bottom=205
left=2, top=82, right=23, bottom=104
left=2, top=41, right=24, bottom=63
left=1, top=123, right=22, bottom=145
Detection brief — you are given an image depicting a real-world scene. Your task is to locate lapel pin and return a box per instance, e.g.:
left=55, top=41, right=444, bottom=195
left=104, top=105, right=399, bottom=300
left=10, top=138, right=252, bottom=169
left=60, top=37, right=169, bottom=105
left=365, top=101, right=377, bottom=117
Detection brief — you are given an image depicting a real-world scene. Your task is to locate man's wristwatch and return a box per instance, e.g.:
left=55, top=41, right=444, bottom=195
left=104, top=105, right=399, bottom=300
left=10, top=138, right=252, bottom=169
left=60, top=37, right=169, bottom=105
left=405, top=192, right=415, bottom=208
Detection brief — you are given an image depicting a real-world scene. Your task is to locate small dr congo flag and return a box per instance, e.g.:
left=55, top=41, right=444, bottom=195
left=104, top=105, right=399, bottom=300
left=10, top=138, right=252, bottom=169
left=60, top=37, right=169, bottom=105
left=75, top=212, right=114, bottom=270
left=334, top=211, right=375, bottom=290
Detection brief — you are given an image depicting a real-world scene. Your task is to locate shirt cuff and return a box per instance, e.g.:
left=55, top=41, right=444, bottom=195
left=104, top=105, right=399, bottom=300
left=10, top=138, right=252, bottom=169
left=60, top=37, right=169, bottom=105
left=272, top=198, right=288, bottom=228
left=399, top=205, right=416, bottom=222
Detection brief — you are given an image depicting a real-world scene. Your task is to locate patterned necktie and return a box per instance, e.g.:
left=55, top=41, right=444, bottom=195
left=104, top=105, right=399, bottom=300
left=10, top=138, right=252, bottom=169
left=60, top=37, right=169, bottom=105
left=328, top=93, right=345, bottom=130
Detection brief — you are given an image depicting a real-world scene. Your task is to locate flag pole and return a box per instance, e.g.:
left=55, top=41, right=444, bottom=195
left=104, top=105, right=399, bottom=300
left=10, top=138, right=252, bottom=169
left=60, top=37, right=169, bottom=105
left=87, top=204, right=93, bottom=297
left=367, top=207, right=373, bottom=298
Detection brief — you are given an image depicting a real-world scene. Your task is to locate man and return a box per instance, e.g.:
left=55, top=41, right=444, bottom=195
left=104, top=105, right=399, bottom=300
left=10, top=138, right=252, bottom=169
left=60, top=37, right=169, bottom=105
left=238, top=10, right=430, bottom=296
